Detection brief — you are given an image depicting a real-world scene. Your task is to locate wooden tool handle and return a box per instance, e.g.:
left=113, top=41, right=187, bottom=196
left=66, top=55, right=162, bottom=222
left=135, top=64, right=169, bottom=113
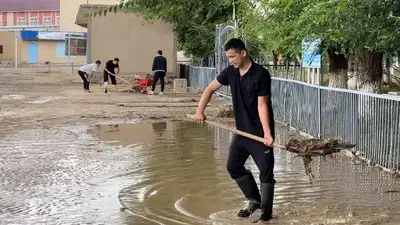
left=109, top=73, right=131, bottom=84
left=186, top=114, right=286, bottom=149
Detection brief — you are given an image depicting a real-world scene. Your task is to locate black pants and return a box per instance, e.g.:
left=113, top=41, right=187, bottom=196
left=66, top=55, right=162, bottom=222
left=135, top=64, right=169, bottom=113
left=227, top=134, right=276, bottom=184
left=78, top=70, right=89, bottom=90
left=151, top=71, right=165, bottom=92
left=103, top=70, right=116, bottom=85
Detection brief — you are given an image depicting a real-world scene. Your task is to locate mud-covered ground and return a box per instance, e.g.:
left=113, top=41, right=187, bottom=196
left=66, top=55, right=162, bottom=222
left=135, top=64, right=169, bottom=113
left=1, top=68, right=400, bottom=225
left=0, top=67, right=230, bottom=137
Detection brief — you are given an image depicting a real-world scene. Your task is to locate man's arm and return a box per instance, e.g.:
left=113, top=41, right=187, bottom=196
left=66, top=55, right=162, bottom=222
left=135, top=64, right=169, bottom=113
left=152, top=57, right=156, bottom=72
left=195, top=67, right=230, bottom=118
left=103, top=63, right=111, bottom=74
left=164, top=57, right=167, bottom=73
left=115, top=64, right=120, bottom=75
left=195, top=79, right=223, bottom=115
left=257, top=70, right=273, bottom=140
left=89, top=65, right=97, bottom=77
left=258, top=96, right=272, bottom=136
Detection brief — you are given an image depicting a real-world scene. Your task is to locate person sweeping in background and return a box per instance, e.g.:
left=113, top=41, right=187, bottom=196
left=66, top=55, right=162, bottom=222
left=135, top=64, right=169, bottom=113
left=149, top=50, right=167, bottom=96
left=77, top=60, right=101, bottom=93
left=103, top=58, right=120, bottom=93
left=192, top=38, right=275, bottom=223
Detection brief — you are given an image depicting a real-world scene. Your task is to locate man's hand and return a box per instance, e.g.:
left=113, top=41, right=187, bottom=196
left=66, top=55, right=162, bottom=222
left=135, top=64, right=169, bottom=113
left=264, top=133, right=274, bottom=147
left=193, top=112, right=206, bottom=124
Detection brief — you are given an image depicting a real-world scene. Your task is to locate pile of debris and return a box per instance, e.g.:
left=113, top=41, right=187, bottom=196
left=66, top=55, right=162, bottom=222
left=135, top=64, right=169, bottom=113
left=282, top=137, right=356, bottom=183
left=216, top=104, right=234, bottom=118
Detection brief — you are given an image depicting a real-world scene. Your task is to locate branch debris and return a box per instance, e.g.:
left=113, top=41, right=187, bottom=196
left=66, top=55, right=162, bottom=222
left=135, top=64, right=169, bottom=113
left=282, top=137, right=356, bottom=183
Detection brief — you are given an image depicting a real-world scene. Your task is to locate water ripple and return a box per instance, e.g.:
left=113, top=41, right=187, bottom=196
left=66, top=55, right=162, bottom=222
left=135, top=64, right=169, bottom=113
left=1, top=121, right=399, bottom=225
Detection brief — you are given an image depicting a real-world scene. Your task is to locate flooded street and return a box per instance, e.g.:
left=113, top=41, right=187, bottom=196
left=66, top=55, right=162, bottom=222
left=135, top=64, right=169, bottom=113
left=1, top=120, right=399, bottom=225
left=0, top=68, right=399, bottom=224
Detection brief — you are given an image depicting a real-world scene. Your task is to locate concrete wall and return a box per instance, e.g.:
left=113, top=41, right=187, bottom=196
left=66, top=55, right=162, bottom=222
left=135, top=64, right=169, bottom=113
left=0, top=31, right=85, bottom=64
left=0, top=32, right=18, bottom=62
left=60, top=0, right=119, bottom=32
left=87, top=12, right=177, bottom=75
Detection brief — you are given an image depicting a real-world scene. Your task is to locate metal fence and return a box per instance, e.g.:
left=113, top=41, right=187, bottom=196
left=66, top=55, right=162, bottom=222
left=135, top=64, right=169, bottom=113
left=187, top=66, right=217, bottom=91
left=187, top=66, right=400, bottom=173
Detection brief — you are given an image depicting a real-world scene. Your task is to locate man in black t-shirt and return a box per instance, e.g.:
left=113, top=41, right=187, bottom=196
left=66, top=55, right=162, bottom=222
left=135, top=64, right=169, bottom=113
left=193, top=38, right=275, bottom=223
left=103, top=57, right=120, bottom=92
left=149, top=50, right=167, bottom=96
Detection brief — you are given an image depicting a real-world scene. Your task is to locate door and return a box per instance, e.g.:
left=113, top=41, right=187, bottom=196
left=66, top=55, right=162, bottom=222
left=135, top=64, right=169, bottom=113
left=28, top=42, right=38, bottom=63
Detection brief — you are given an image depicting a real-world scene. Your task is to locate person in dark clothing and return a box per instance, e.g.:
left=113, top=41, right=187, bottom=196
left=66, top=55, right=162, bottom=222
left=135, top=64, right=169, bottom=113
left=192, top=38, right=275, bottom=223
left=103, top=58, right=120, bottom=92
left=77, top=60, right=101, bottom=93
left=149, top=50, right=167, bottom=95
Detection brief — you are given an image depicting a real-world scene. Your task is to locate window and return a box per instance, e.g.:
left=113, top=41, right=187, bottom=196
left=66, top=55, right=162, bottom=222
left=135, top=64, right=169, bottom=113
left=17, top=17, right=26, bottom=26
left=30, top=17, right=39, bottom=26
left=43, top=16, right=52, bottom=25
left=0, top=45, right=3, bottom=54
left=56, top=16, right=60, bottom=25
left=65, top=37, right=87, bottom=56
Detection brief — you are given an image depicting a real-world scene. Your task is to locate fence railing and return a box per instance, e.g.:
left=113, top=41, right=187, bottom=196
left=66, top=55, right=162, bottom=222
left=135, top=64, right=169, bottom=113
left=187, top=65, right=400, bottom=173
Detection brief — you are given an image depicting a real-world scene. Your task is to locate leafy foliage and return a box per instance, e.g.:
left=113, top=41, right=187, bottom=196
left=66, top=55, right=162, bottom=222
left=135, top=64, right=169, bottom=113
left=240, top=0, right=400, bottom=58
left=92, top=0, right=236, bottom=58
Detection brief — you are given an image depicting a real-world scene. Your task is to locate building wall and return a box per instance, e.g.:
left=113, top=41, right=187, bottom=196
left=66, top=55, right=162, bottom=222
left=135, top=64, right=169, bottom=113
left=1, top=12, right=7, bottom=26
left=19, top=41, right=86, bottom=64
left=0, top=11, right=59, bottom=27
left=88, top=12, right=177, bottom=75
left=60, top=0, right=119, bottom=32
left=0, top=31, right=20, bottom=62
left=0, top=31, right=85, bottom=64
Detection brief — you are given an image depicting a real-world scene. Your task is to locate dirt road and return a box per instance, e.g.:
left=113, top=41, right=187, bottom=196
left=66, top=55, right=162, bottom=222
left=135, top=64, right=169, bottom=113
left=0, top=67, right=230, bottom=137
left=1, top=68, right=400, bottom=225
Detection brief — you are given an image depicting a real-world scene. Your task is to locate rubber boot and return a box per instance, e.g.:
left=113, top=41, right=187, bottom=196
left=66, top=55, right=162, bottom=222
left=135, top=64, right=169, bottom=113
left=252, top=182, right=274, bottom=223
left=234, top=170, right=261, bottom=218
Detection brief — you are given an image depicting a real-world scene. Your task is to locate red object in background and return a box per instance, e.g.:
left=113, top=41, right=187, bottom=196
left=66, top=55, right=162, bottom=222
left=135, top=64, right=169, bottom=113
left=137, top=78, right=153, bottom=94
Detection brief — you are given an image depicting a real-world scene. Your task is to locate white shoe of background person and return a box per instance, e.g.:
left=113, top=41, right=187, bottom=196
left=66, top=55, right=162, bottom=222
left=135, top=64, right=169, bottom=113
left=159, top=92, right=164, bottom=96
left=148, top=91, right=154, bottom=95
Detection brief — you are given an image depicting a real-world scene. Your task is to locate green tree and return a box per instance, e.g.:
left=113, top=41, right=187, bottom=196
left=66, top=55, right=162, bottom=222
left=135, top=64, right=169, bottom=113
left=338, top=0, right=400, bottom=92
left=240, top=0, right=400, bottom=91
left=94, top=0, right=236, bottom=59
left=240, top=0, right=350, bottom=87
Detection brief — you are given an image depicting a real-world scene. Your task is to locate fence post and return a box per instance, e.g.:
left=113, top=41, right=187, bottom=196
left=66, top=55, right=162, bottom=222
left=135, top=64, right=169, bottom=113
left=14, top=31, right=18, bottom=68
left=317, top=66, right=323, bottom=138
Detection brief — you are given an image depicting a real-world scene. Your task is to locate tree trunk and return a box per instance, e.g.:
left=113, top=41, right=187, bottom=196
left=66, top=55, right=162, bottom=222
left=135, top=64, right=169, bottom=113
left=357, top=49, right=383, bottom=93
left=272, top=51, right=278, bottom=71
left=296, top=54, right=302, bottom=66
left=383, top=56, right=391, bottom=84
left=327, top=48, right=348, bottom=88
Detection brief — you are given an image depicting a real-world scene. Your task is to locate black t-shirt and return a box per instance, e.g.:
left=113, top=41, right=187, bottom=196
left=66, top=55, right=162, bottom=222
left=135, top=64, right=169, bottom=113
left=216, top=62, right=275, bottom=137
left=105, top=60, right=119, bottom=72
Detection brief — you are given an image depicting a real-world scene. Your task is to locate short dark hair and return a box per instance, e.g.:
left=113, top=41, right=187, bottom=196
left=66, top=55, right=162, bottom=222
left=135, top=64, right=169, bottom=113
left=157, top=50, right=163, bottom=55
left=95, top=60, right=101, bottom=64
left=224, top=38, right=247, bottom=52
left=113, top=58, right=119, bottom=62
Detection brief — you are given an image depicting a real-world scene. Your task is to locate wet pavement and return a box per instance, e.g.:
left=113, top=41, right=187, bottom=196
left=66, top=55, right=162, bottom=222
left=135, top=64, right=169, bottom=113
left=0, top=121, right=399, bottom=225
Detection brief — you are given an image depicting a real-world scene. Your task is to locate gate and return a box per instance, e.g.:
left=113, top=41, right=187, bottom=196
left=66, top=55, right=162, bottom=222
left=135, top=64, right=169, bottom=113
left=214, top=22, right=237, bottom=97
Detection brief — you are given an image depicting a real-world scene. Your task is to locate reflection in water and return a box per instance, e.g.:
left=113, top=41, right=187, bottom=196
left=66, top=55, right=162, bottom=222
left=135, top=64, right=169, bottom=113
left=1, top=121, right=399, bottom=225
left=100, top=121, right=400, bottom=225
left=152, top=121, right=167, bottom=137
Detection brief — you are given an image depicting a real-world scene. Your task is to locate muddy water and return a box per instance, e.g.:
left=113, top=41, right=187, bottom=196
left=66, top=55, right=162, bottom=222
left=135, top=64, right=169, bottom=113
left=0, top=121, right=399, bottom=225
